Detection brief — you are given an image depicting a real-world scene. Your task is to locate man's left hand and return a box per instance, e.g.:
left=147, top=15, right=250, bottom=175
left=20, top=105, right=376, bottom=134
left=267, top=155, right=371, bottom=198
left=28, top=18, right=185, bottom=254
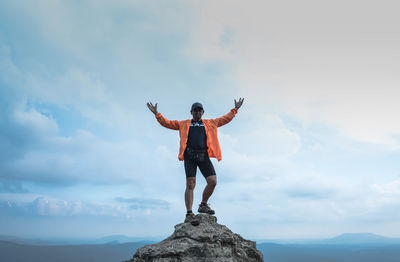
left=234, top=98, right=244, bottom=109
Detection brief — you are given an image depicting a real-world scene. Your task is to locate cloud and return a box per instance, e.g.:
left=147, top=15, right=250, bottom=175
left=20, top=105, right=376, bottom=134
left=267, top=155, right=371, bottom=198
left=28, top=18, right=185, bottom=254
left=0, top=196, right=144, bottom=218
left=216, top=112, right=301, bottom=183
left=0, top=0, right=234, bottom=134
left=0, top=47, right=157, bottom=187
left=1, top=128, right=154, bottom=186
left=285, top=188, right=335, bottom=199
left=1, top=197, right=88, bottom=217
left=371, top=178, right=400, bottom=196
left=0, top=181, right=29, bottom=193
left=0, top=0, right=209, bottom=193
left=1, top=0, right=400, bottom=239
left=115, top=197, right=170, bottom=210
left=184, top=0, right=400, bottom=148
left=0, top=82, right=153, bottom=187
left=0, top=193, right=183, bottom=238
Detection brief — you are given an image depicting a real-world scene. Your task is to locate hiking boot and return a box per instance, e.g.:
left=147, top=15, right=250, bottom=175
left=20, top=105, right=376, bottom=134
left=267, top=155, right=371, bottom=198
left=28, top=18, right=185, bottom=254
left=184, top=213, right=200, bottom=226
left=198, top=202, right=215, bottom=215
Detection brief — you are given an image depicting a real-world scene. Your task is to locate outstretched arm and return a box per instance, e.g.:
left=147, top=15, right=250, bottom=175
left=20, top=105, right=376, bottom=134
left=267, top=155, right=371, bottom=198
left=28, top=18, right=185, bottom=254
left=215, top=98, right=244, bottom=127
left=147, top=102, right=179, bottom=130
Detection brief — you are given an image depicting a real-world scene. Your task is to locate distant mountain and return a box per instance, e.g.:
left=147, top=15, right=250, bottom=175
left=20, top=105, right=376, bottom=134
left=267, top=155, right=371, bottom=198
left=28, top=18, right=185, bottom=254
left=257, top=242, right=400, bottom=262
left=0, top=235, right=53, bottom=245
left=96, top=235, right=160, bottom=244
left=322, top=233, right=400, bottom=245
left=0, top=234, right=161, bottom=245
left=2, top=236, right=400, bottom=262
left=0, top=240, right=146, bottom=262
left=257, top=233, right=400, bottom=245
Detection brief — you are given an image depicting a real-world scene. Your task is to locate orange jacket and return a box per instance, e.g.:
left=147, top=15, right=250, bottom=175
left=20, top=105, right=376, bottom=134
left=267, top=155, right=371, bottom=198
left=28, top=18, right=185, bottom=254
left=155, top=108, right=238, bottom=161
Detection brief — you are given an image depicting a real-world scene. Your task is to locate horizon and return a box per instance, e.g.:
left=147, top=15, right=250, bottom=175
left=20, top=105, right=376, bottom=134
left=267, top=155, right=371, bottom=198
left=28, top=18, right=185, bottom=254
left=2, top=232, right=399, bottom=262
left=2, top=232, right=400, bottom=244
left=1, top=0, right=400, bottom=240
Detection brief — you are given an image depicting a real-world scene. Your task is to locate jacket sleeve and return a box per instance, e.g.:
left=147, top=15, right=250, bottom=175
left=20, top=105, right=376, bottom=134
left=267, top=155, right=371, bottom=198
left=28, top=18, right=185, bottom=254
left=214, top=108, right=238, bottom=127
left=155, top=113, right=180, bottom=130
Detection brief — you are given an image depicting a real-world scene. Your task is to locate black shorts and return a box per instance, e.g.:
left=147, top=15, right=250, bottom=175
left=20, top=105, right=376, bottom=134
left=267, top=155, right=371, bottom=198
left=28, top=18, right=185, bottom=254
left=184, top=148, right=216, bottom=178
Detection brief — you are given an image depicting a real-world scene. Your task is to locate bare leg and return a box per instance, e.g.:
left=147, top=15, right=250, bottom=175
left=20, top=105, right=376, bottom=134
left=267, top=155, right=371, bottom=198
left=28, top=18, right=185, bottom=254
left=185, top=177, right=196, bottom=211
left=202, top=175, right=217, bottom=203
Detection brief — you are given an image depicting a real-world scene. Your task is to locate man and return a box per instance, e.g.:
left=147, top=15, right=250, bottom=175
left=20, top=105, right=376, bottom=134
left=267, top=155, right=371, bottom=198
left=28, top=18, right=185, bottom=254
left=147, top=98, right=244, bottom=226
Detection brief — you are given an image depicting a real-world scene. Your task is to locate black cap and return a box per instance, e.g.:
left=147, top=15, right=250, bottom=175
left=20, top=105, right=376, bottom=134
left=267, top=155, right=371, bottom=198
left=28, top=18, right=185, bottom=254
left=191, top=102, right=203, bottom=111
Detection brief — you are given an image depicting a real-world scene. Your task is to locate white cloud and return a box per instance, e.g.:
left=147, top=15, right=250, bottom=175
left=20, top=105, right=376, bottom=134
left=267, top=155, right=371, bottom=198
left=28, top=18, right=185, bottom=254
left=371, top=178, right=400, bottom=196
left=217, top=112, right=301, bottom=182
left=2, top=0, right=400, bottom=239
left=155, top=144, right=176, bottom=161
left=1, top=96, right=153, bottom=186
left=25, top=67, right=137, bottom=132
left=185, top=0, right=400, bottom=148
left=12, top=106, right=59, bottom=136
left=1, top=195, right=145, bottom=217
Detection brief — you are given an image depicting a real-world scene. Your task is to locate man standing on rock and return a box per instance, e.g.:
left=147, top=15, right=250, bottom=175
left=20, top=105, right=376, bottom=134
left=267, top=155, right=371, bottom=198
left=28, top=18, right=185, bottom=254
left=147, top=98, right=244, bottom=226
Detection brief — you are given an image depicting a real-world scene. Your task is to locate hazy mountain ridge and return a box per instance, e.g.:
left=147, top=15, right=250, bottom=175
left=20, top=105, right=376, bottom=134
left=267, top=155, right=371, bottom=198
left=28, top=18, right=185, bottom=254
left=321, top=233, right=400, bottom=245
left=0, top=234, right=159, bottom=246
left=257, top=243, right=400, bottom=262
left=1, top=233, right=400, bottom=262
left=258, top=233, right=400, bottom=245
left=256, top=233, right=400, bottom=262
left=3, top=232, right=400, bottom=246
left=0, top=240, right=148, bottom=262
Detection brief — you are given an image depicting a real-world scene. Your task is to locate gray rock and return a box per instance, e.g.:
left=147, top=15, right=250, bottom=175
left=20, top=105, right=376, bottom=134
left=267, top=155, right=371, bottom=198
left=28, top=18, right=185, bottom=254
left=128, top=214, right=264, bottom=262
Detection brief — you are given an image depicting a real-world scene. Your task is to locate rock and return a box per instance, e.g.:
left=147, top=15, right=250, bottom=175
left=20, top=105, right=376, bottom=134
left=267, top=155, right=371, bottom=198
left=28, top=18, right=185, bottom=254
left=128, top=214, right=264, bottom=262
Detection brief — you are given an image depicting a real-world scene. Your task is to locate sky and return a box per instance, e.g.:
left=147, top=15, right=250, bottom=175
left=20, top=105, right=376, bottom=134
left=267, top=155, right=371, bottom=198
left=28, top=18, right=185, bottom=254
left=0, top=0, right=400, bottom=240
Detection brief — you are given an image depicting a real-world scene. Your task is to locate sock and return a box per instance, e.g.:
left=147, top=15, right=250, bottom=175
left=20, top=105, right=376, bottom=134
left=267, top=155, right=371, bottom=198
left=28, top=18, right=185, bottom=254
left=186, top=210, right=192, bottom=214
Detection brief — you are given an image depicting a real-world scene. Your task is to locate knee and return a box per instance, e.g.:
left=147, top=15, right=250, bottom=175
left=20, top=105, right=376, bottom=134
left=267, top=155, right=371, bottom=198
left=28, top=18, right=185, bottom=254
left=207, top=177, right=217, bottom=187
left=187, top=183, right=196, bottom=190
left=186, top=180, right=196, bottom=190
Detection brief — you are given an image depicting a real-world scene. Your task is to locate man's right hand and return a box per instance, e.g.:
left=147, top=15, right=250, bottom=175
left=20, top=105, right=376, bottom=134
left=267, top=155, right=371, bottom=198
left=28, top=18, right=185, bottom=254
left=147, top=102, right=158, bottom=115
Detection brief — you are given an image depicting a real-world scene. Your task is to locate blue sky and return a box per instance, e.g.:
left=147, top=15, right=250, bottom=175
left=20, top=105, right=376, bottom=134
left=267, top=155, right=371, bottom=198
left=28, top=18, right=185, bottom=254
left=1, top=0, right=400, bottom=240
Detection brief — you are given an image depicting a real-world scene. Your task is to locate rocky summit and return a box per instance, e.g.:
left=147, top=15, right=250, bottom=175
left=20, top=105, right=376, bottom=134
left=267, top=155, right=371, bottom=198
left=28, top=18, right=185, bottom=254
left=128, top=213, right=264, bottom=262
